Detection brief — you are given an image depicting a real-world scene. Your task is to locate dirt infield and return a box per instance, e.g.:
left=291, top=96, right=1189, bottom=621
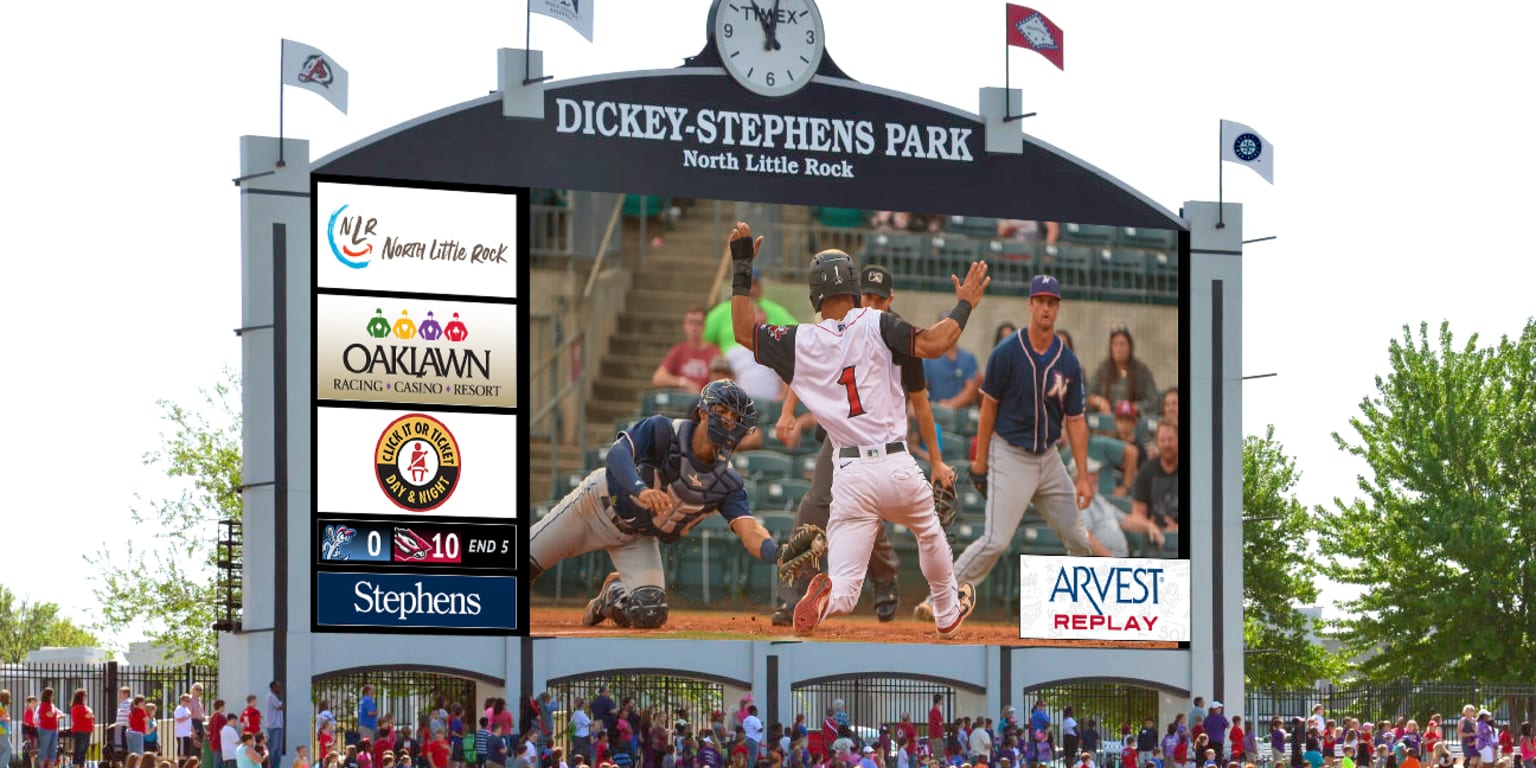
left=530, top=607, right=1175, bottom=647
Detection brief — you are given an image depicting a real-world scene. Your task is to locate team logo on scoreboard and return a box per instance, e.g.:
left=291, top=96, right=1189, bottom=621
left=374, top=413, right=462, bottom=511
left=320, top=525, right=359, bottom=561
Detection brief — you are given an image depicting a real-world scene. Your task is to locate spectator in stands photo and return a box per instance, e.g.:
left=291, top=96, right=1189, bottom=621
left=1131, top=421, right=1181, bottom=535
left=995, top=220, right=1059, bottom=246
left=652, top=307, right=717, bottom=393
left=1109, top=401, right=1147, bottom=486
left=993, top=323, right=1018, bottom=347
left=1088, top=327, right=1159, bottom=415
left=923, top=318, right=981, bottom=409
left=70, top=689, right=93, bottom=768
left=1074, top=458, right=1166, bottom=557
left=1057, top=330, right=1076, bottom=352
left=1160, top=387, right=1178, bottom=425
left=704, top=269, right=796, bottom=353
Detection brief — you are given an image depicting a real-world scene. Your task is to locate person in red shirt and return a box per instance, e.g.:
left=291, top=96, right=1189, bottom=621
left=650, top=307, right=718, bottom=393
left=928, top=695, right=945, bottom=754
left=374, top=726, right=397, bottom=768
left=897, top=715, right=918, bottom=759
left=209, top=700, right=229, bottom=762
left=240, top=696, right=262, bottom=736
left=128, top=696, right=150, bottom=756
left=427, top=731, right=451, bottom=768
left=37, top=689, right=63, bottom=768
left=1229, top=717, right=1246, bottom=764
left=70, top=689, right=94, bottom=768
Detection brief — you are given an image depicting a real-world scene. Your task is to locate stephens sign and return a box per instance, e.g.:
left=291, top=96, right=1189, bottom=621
left=1019, top=555, right=1191, bottom=642
left=555, top=97, right=975, bottom=179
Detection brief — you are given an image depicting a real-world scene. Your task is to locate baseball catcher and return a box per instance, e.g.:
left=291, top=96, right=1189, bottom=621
left=528, top=379, right=780, bottom=629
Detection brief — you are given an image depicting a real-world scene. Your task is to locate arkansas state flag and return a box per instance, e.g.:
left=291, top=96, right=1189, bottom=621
left=1006, top=5, right=1064, bottom=70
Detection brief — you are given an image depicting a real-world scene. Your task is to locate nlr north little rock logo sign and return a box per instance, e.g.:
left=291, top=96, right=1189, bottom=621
left=327, top=205, right=512, bottom=270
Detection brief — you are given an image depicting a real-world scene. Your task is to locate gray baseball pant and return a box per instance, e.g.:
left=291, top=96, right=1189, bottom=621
left=528, top=468, right=665, bottom=595
left=953, top=442, right=1091, bottom=588
left=775, top=439, right=900, bottom=605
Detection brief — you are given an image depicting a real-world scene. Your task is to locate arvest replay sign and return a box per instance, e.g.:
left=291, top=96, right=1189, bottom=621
left=1019, top=555, right=1191, bottom=642
left=555, top=98, right=975, bottom=179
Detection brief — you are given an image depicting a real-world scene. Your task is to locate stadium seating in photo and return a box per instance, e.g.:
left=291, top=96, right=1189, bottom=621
left=641, top=389, right=696, bottom=419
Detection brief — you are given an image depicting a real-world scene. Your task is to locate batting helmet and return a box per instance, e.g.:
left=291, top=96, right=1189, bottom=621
left=932, top=477, right=958, bottom=530
left=807, top=249, right=860, bottom=312
left=696, top=379, right=759, bottom=460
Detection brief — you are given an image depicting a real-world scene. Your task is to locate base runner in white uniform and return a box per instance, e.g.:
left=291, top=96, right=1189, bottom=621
left=727, top=221, right=991, bottom=639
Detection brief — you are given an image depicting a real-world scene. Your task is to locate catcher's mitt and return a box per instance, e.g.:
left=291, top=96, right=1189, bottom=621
left=777, top=523, right=828, bottom=585
left=932, top=478, right=958, bottom=529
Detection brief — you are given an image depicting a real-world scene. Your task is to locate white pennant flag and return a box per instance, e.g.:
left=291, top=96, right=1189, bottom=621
left=1220, top=119, right=1273, bottom=183
left=531, top=0, right=595, bottom=42
left=281, top=39, right=349, bottom=114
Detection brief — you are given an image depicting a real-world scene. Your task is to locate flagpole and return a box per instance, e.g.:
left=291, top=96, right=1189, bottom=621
left=277, top=39, right=286, bottom=168
left=523, top=0, right=555, bottom=85
left=1217, top=120, right=1225, bottom=229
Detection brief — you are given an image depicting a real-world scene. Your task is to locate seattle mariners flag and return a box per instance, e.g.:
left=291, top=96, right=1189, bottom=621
left=531, top=0, right=595, bottom=42
left=1005, top=4, right=1064, bottom=70
left=1220, top=119, right=1274, bottom=183
left=281, top=39, right=349, bottom=114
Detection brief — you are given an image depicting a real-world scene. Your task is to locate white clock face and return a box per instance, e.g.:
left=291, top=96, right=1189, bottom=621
left=714, top=0, right=826, bottom=98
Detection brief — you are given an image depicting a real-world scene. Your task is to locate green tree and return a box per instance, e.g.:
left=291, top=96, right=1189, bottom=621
left=1242, top=426, right=1341, bottom=688
left=1313, top=320, right=1536, bottom=681
left=0, top=585, right=100, bottom=663
left=88, top=371, right=242, bottom=666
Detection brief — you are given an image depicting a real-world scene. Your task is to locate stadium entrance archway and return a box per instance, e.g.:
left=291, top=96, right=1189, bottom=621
left=793, top=673, right=982, bottom=737
left=1024, top=677, right=1192, bottom=761
left=545, top=669, right=738, bottom=755
left=311, top=667, right=496, bottom=740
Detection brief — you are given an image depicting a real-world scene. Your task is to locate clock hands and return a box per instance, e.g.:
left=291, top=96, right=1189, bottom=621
left=767, top=0, right=783, bottom=51
left=747, top=1, right=773, bottom=50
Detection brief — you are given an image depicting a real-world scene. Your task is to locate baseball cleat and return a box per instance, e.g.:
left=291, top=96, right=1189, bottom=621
left=582, top=572, right=623, bottom=626
left=913, top=598, right=934, bottom=623
left=872, top=580, right=899, bottom=623
left=935, top=582, right=976, bottom=640
left=771, top=602, right=794, bottom=627
left=794, top=573, right=833, bottom=636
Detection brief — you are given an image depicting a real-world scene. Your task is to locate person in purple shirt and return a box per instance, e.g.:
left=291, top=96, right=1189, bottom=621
left=1202, top=703, right=1229, bottom=759
left=696, top=736, right=723, bottom=768
left=592, top=688, right=617, bottom=735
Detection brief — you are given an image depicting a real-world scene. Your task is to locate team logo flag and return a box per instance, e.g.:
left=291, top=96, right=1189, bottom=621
left=532, top=0, right=595, bottom=42
left=1220, top=119, right=1274, bottom=183
left=1006, top=4, right=1064, bottom=70
left=281, top=39, right=349, bottom=114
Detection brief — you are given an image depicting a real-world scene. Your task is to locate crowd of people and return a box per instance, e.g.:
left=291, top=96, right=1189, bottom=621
left=0, top=682, right=283, bottom=768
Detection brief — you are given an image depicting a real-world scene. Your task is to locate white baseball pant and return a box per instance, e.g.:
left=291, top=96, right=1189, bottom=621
left=823, top=446, right=961, bottom=627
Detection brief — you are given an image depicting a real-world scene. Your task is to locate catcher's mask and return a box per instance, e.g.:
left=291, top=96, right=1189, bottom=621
left=696, top=379, right=758, bottom=460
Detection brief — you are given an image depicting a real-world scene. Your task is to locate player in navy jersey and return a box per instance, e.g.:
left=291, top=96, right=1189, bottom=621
left=914, top=274, right=1098, bottom=622
left=528, top=379, right=780, bottom=629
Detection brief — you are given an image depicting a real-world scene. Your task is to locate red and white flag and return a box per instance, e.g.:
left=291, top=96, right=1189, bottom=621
left=1006, top=4, right=1064, bottom=71
left=281, top=39, right=349, bottom=113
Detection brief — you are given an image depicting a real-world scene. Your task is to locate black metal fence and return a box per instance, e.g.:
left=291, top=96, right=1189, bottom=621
left=0, top=662, right=217, bottom=768
left=1026, top=681, right=1159, bottom=764
left=310, top=670, right=479, bottom=745
left=1247, top=681, right=1536, bottom=728
left=793, top=676, right=960, bottom=740
left=544, top=673, right=726, bottom=758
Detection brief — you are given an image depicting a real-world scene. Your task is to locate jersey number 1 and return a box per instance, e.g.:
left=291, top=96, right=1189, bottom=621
left=837, top=366, right=866, bottom=417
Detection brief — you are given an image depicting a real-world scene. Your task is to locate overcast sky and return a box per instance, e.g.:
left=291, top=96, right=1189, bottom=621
left=3, top=1, right=1531, bottom=645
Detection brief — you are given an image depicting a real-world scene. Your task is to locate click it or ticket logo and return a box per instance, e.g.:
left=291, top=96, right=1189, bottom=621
left=374, top=414, right=461, bottom=512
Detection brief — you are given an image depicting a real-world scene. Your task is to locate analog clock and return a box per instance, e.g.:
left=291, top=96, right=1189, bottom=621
left=713, top=0, right=826, bottom=98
